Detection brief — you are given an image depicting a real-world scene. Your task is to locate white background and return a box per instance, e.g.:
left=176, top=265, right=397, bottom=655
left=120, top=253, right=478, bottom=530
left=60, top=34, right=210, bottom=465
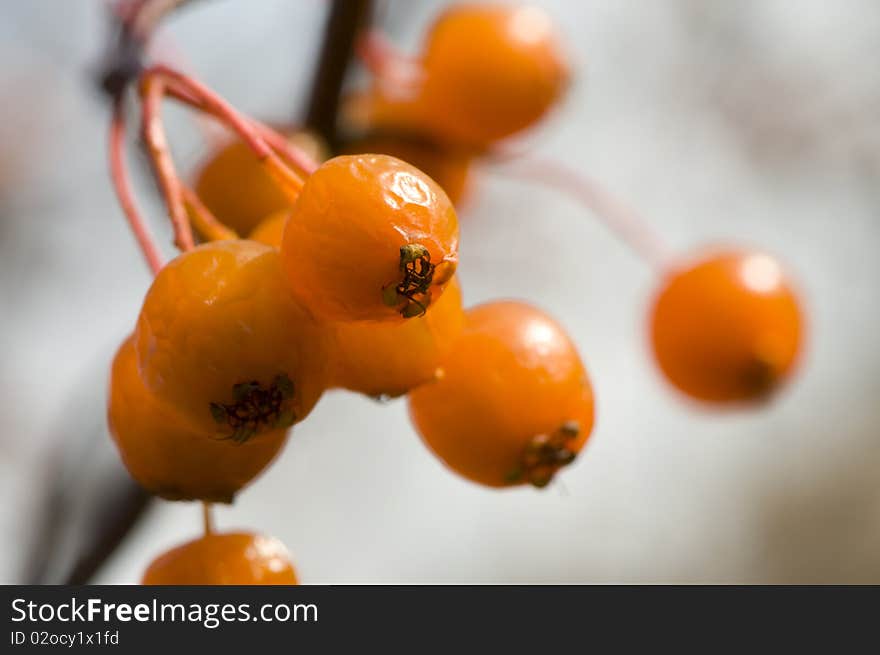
left=1, top=0, right=878, bottom=583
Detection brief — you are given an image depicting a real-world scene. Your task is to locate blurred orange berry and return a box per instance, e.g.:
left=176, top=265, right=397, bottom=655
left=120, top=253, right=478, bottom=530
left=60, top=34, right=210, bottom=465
left=331, top=276, right=465, bottom=397
left=408, top=301, right=594, bottom=488
left=142, top=532, right=298, bottom=585
left=280, top=154, right=459, bottom=322
left=109, top=337, right=288, bottom=503
left=650, top=250, right=805, bottom=404
left=342, top=135, right=474, bottom=206
left=135, top=240, right=328, bottom=438
left=248, top=209, right=289, bottom=248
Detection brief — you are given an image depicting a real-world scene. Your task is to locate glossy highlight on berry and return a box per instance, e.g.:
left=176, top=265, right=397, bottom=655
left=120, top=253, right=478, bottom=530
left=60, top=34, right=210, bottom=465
left=342, top=134, right=473, bottom=206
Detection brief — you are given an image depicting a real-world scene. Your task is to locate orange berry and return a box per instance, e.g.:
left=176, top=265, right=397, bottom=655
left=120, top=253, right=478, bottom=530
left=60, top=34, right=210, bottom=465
left=193, top=139, right=291, bottom=235
left=331, top=276, right=465, bottom=397
left=374, top=4, right=568, bottom=148
left=108, top=337, right=288, bottom=503
left=408, top=301, right=594, bottom=488
left=649, top=250, right=804, bottom=404
left=193, top=132, right=327, bottom=235
left=280, top=154, right=459, bottom=322
left=142, top=532, right=298, bottom=585
left=342, top=135, right=473, bottom=205
left=135, top=240, right=327, bottom=438
left=248, top=209, right=289, bottom=248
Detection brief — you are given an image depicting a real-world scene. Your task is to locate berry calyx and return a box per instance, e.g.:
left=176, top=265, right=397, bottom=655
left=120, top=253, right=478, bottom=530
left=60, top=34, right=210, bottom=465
left=209, top=375, right=297, bottom=443
left=505, top=420, right=581, bottom=488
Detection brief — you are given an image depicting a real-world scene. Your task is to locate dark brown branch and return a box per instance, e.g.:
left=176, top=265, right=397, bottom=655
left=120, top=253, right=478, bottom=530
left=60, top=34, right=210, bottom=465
left=64, top=482, right=153, bottom=585
left=302, top=0, right=374, bottom=149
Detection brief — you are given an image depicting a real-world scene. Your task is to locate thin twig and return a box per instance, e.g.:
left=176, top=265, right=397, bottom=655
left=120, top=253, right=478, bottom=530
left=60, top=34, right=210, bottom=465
left=201, top=502, right=214, bottom=536
left=109, top=97, right=165, bottom=274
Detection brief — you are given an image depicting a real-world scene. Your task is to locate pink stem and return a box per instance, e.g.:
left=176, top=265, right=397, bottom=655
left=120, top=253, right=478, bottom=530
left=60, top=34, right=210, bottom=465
left=140, top=73, right=195, bottom=251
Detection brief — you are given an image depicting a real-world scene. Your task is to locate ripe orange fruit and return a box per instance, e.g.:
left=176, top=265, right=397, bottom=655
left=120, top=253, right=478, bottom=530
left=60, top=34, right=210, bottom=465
left=359, top=5, right=568, bottom=149
left=649, top=250, right=804, bottom=404
left=342, top=135, right=473, bottom=206
left=280, top=154, right=459, bottom=322
left=135, top=240, right=328, bottom=438
left=142, top=532, right=298, bottom=585
left=408, top=301, right=594, bottom=488
left=108, top=337, right=288, bottom=503
left=248, top=209, right=289, bottom=248
left=193, top=132, right=327, bottom=235
left=330, top=276, right=465, bottom=397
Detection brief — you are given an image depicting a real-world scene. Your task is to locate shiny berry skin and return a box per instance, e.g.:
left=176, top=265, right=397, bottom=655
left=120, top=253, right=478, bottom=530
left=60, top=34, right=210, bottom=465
left=280, top=154, right=459, bottom=322
left=330, top=276, right=465, bottom=397
left=135, top=240, right=328, bottom=438
left=193, top=139, right=291, bottom=235
left=108, top=337, right=288, bottom=503
left=248, top=209, right=289, bottom=248
left=408, top=301, right=594, bottom=488
left=142, top=532, right=298, bottom=585
left=649, top=250, right=804, bottom=404
left=342, top=135, right=473, bottom=206
left=251, top=210, right=464, bottom=397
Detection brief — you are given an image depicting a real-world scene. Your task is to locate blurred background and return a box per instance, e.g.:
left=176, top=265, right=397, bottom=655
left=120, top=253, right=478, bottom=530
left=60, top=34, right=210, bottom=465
left=1, top=0, right=878, bottom=584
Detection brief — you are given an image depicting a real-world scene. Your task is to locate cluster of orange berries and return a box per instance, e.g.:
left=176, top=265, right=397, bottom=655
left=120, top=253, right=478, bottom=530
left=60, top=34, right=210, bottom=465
left=109, top=2, right=805, bottom=584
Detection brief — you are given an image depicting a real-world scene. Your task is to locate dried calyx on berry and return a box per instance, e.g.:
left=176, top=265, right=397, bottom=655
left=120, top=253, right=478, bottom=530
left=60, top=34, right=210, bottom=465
left=382, top=243, right=437, bottom=318
left=209, top=374, right=297, bottom=443
left=506, top=420, right=581, bottom=488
